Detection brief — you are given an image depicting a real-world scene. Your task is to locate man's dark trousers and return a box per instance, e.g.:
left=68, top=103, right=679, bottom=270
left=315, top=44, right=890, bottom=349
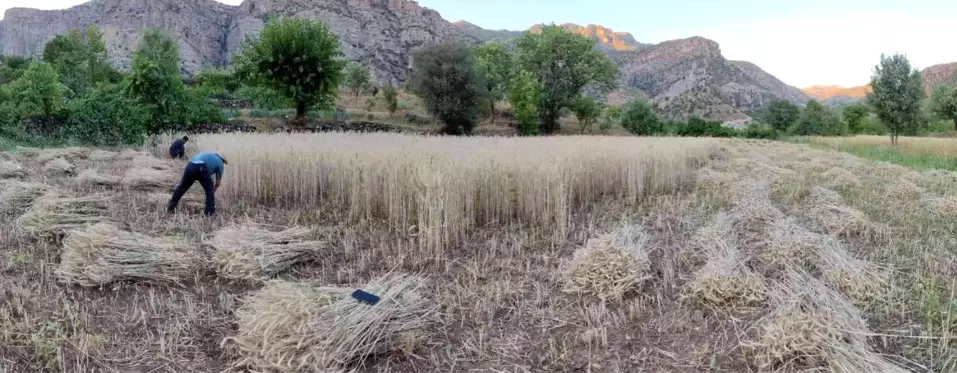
left=167, top=162, right=215, bottom=216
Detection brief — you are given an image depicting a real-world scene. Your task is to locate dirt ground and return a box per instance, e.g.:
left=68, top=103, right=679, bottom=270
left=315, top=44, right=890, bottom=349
left=0, top=140, right=955, bottom=372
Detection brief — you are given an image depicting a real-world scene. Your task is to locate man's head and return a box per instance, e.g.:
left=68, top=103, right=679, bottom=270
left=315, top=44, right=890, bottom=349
left=183, top=136, right=189, bottom=142
left=217, top=153, right=228, bottom=165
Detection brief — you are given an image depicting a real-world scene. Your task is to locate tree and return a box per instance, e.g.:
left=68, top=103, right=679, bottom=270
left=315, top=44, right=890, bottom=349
left=0, top=56, right=30, bottom=85
left=126, top=29, right=186, bottom=134
left=621, top=100, right=660, bottom=135
left=765, top=99, right=801, bottom=132
left=42, top=26, right=117, bottom=97
left=571, top=96, right=601, bottom=134
left=516, top=24, right=618, bottom=134
left=842, top=103, right=870, bottom=134
left=236, top=18, right=346, bottom=125
left=868, top=54, right=925, bottom=146
left=599, top=105, right=622, bottom=133
left=10, top=62, right=66, bottom=120
left=473, top=42, right=512, bottom=124
left=343, top=63, right=371, bottom=100
left=930, top=85, right=957, bottom=131
left=795, top=100, right=827, bottom=135
left=382, top=84, right=399, bottom=118
left=408, top=41, right=487, bottom=135
left=508, top=70, right=541, bottom=136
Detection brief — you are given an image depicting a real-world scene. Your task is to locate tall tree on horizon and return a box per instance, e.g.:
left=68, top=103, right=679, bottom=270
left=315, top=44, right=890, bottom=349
left=868, top=54, right=924, bottom=146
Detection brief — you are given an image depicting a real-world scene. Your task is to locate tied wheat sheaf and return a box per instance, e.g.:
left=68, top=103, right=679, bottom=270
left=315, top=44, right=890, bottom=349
left=226, top=273, right=434, bottom=372
left=207, top=224, right=330, bottom=282
left=17, top=191, right=112, bottom=237
left=561, top=224, right=651, bottom=300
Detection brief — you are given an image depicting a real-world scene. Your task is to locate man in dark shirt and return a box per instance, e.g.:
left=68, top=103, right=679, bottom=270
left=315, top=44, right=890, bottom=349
left=167, top=152, right=226, bottom=216
left=169, top=136, right=189, bottom=159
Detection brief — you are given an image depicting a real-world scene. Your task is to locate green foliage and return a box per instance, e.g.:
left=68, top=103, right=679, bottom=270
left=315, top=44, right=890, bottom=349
left=740, top=123, right=777, bottom=139
left=409, top=41, right=487, bottom=135
left=868, top=54, right=925, bottom=145
left=842, top=103, right=870, bottom=134
left=251, top=108, right=292, bottom=118
left=571, top=96, right=601, bottom=134
left=236, top=17, right=346, bottom=122
left=382, top=84, right=398, bottom=117
left=599, top=105, right=622, bottom=133
left=764, top=99, right=801, bottom=132
left=621, top=100, right=660, bottom=135
left=343, top=63, right=371, bottom=98
left=64, top=87, right=149, bottom=145
left=197, top=68, right=239, bottom=99
left=508, top=70, right=540, bottom=136
left=126, top=29, right=187, bottom=134
left=178, top=86, right=226, bottom=126
left=516, top=24, right=618, bottom=134
left=234, top=85, right=293, bottom=109
left=0, top=55, right=30, bottom=84
left=473, top=42, right=512, bottom=122
left=674, top=117, right=732, bottom=137
left=795, top=100, right=826, bottom=135
left=821, top=111, right=848, bottom=136
left=43, top=26, right=118, bottom=97
left=930, top=85, right=957, bottom=132
left=10, top=62, right=67, bottom=120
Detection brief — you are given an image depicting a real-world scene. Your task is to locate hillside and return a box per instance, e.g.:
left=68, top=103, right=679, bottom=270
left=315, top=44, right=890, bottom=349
left=0, top=0, right=468, bottom=83
left=804, top=62, right=957, bottom=104
left=921, top=62, right=957, bottom=95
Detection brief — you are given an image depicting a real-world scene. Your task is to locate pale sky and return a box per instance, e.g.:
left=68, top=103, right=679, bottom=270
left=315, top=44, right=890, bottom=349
left=3, top=0, right=956, bottom=88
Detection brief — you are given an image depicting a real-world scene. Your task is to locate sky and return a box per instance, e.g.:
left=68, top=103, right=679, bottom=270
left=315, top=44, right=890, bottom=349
left=3, top=0, right=957, bottom=88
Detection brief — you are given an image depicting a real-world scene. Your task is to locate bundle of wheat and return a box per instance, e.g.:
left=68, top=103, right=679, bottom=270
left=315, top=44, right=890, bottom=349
left=121, top=168, right=175, bottom=190
left=0, top=160, right=26, bottom=178
left=227, top=273, right=434, bottom=372
left=42, top=157, right=76, bottom=175
left=920, top=194, right=957, bottom=217
left=815, top=238, right=888, bottom=304
left=806, top=186, right=843, bottom=206
left=88, top=150, right=118, bottom=162
left=747, top=270, right=906, bottom=372
left=18, top=191, right=112, bottom=237
left=55, top=223, right=202, bottom=287
left=0, top=181, right=49, bottom=213
left=821, top=167, right=861, bottom=189
left=806, top=202, right=884, bottom=241
left=687, top=215, right=766, bottom=308
left=36, top=147, right=90, bottom=163
left=561, top=224, right=651, bottom=300
left=207, top=224, right=329, bottom=282
left=695, top=167, right=735, bottom=199
left=75, top=169, right=121, bottom=188
left=131, top=155, right=173, bottom=171
left=885, top=178, right=923, bottom=201
left=762, top=218, right=821, bottom=272
left=117, top=149, right=148, bottom=160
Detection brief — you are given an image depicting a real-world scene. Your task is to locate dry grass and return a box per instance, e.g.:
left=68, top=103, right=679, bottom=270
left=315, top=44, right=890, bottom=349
left=207, top=224, right=330, bottom=282
left=88, top=149, right=118, bottom=162
left=56, top=223, right=203, bottom=287
left=821, top=167, right=861, bottom=189
left=0, top=160, right=26, bottom=178
left=121, top=167, right=175, bottom=190
left=157, top=133, right=717, bottom=249
left=17, top=191, right=112, bottom=237
left=0, top=181, right=48, bottom=214
left=42, top=157, right=76, bottom=175
left=687, top=214, right=767, bottom=308
left=561, top=224, right=651, bottom=301
left=131, top=155, right=174, bottom=170
left=36, top=147, right=90, bottom=163
left=227, top=273, right=434, bottom=372
left=75, top=169, right=120, bottom=187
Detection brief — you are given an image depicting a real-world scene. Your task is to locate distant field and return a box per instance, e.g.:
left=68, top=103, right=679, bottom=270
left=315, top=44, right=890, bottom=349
left=804, top=135, right=957, bottom=171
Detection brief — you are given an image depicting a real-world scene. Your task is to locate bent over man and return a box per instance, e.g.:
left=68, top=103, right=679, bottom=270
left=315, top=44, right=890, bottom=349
left=169, top=136, right=189, bottom=159
left=167, top=152, right=226, bottom=216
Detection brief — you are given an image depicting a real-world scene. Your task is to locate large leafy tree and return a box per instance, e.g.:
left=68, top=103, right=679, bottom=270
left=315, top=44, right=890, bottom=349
left=621, top=100, right=660, bottom=135
left=42, top=25, right=117, bottom=97
left=930, top=85, right=957, bottom=131
left=10, top=62, right=66, bottom=120
left=0, top=56, right=30, bottom=85
left=842, top=103, right=869, bottom=134
left=408, top=41, right=487, bottom=135
left=795, top=99, right=826, bottom=135
left=473, top=42, right=512, bottom=124
left=765, top=99, right=801, bottom=132
left=508, top=70, right=541, bottom=136
left=516, top=24, right=618, bottom=134
left=868, top=54, right=925, bottom=146
left=126, top=29, right=186, bottom=134
left=236, top=18, right=346, bottom=125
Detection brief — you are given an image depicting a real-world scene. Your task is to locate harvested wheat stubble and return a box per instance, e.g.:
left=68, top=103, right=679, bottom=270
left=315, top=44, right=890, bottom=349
left=36, top=147, right=90, bottom=163
left=145, top=192, right=202, bottom=210
left=746, top=270, right=906, bottom=372
left=806, top=186, right=843, bottom=206
left=75, top=169, right=121, bottom=187
left=815, top=237, right=888, bottom=304
left=0, top=160, right=26, bottom=178
left=561, top=224, right=651, bottom=300
left=17, top=191, right=112, bottom=237
left=42, top=157, right=76, bottom=175
left=56, top=223, right=203, bottom=286
left=227, top=273, right=434, bottom=372
left=132, top=155, right=173, bottom=170
left=885, top=177, right=923, bottom=200
left=820, top=167, right=861, bottom=189
left=688, top=214, right=767, bottom=308
left=207, top=224, right=329, bottom=282
left=88, top=149, right=118, bottom=162
left=805, top=200, right=884, bottom=241
left=761, top=218, right=821, bottom=272
left=0, top=181, right=49, bottom=213
left=921, top=194, right=957, bottom=217
left=117, top=149, right=148, bottom=160
left=122, top=167, right=175, bottom=190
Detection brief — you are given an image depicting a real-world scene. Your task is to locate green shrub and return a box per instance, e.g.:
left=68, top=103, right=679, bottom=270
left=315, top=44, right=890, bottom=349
left=64, top=88, right=149, bottom=145
left=622, top=100, right=660, bottom=135
left=234, top=85, right=293, bottom=110
left=251, top=108, right=292, bottom=118
left=176, top=86, right=226, bottom=128
left=740, top=123, right=776, bottom=139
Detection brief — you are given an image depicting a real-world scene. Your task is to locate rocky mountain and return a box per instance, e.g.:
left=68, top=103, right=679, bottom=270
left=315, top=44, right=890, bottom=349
left=0, top=0, right=468, bottom=83
left=452, top=20, right=522, bottom=44
left=616, top=37, right=808, bottom=121
left=802, top=85, right=870, bottom=100
left=804, top=62, right=957, bottom=104
left=529, top=23, right=646, bottom=52
left=921, top=62, right=957, bottom=95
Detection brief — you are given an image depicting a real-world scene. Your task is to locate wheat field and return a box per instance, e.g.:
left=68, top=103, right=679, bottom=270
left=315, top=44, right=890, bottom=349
left=0, top=134, right=955, bottom=372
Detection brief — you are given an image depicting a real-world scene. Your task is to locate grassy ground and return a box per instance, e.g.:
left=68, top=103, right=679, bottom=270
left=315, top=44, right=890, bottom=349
left=3, top=136, right=955, bottom=372
left=801, top=135, right=957, bottom=171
